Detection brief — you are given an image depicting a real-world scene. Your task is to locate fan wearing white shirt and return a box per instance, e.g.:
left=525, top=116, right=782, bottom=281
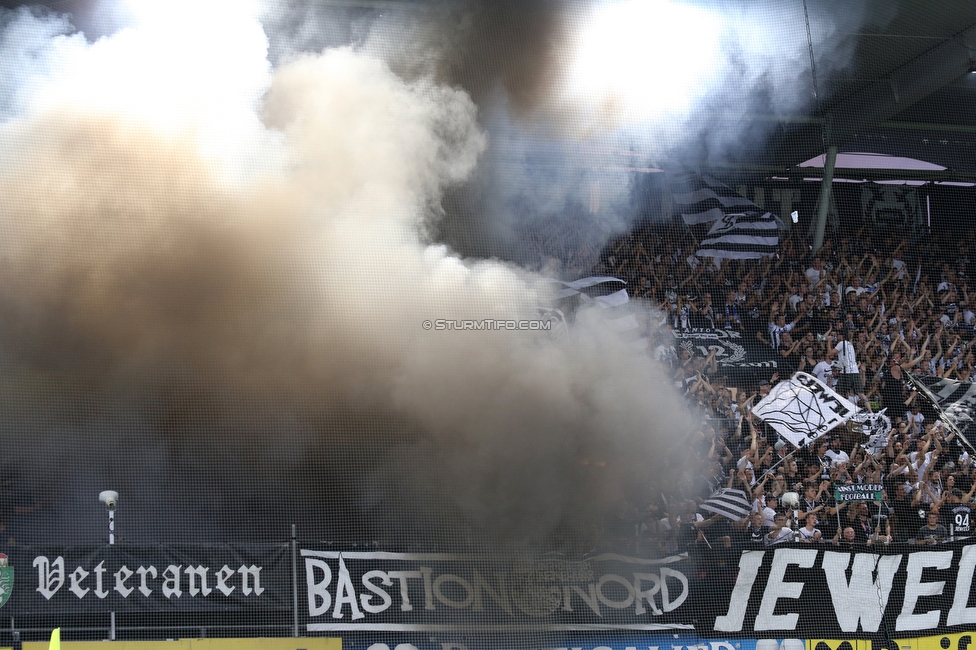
left=798, top=513, right=823, bottom=542
left=824, top=436, right=851, bottom=466
left=829, top=329, right=864, bottom=401
left=813, top=358, right=835, bottom=387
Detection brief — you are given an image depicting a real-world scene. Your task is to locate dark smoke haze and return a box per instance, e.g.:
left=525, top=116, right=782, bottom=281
left=0, top=1, right=697, bottom=551
left=0, top=0, right=885, bottom=549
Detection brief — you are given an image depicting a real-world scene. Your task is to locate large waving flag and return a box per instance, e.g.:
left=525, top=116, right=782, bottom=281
left=670, top=171, right=758, bottom=225
left=552, top=277, right=647, bottom=350
left=701, top=488, right=753, bottom=521
left=669, top=170, right=783, bottom=260
left=904, top=371, right=976, bottom=453
left=751, top=372, right=857, bottom=448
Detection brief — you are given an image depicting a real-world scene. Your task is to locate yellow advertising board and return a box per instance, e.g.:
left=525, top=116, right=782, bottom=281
left=893, top=632, right=975, bottom=650
left=24, top=639, right=188, bottom=650
left=22, top=638, right=341, bottom=650
left=805, top=640, right=872, bottom=650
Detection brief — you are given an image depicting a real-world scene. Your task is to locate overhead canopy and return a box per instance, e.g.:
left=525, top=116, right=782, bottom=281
left=699, top=1, right=976, bottom=184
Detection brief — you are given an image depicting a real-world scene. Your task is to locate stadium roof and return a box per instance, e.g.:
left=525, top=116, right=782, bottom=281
left=736, top=0, right=976, bottom=184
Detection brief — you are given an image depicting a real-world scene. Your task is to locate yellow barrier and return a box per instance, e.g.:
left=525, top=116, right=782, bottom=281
left=24, top=639, right=186, bottom=650
left=193, top=639, right=341, bottom=650
left=894, top=632, right=975, bottom=650
left=806, top=641, right=872, bottom=650
left=23, top=639, right=340, bottom=650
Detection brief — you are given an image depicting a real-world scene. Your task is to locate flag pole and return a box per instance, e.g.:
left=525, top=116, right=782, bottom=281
left=904, top=370, right=976, bottom=454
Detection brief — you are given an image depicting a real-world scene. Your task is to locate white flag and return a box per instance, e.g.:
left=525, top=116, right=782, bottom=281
left=752, top=372, right=857, bottom=448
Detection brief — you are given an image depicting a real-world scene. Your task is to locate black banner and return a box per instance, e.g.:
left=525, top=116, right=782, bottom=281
left=299, top=550, right=694, bottom=633
left=672, top=328, right=780, bottom=373
left=5, top=544, right=291, bottom=614
left=8, top=540, right=976, bottom=642
left=701, top=540, right=976, bottom=638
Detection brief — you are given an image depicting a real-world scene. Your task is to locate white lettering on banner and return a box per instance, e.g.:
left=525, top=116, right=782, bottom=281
left=822, top=552, right=901, bottom=632
left=433, top=574, right=475, bottom=609
left=68, top=566, right=90, bottom=599
left=162, top=565, right=182, bottom=598
left=239, top=564, right=264, bottom=596
left=387, top=570, right=423, bottom=612
left=33, top=556, right=65, bottom=600
left=633, top=573, right=662, bottom=615
left=306, top=558, right=332, bottom=616
left=215, top=565, right=235, bottom=597
left=185, top=566, right=212, bottom=597
left=332, top=555, right=365, bottom=620
left=360, top=570, right=393, bottom=614
left=716, top=545, right=976, bottom=633
left=714, top=551, right=764, bottom=631
left=114, top=565, right=134, bottom=598
left=29, top=557, right=268, bottom=602
left=596, top=574, right=635, bottom=610
left=659, top=567, right=689, bottom=612
left=420, top=567, right=434, bottom=610
left=93, top=561, right=109, bottom=599
left=563, top=584, right=600, bottom=616
left=896, top=551, right=953, bottom=631
left=948, top=544, right=976, bottom=626
left=300, top=552, right=690, bottom=624
left=137, top=565, right=157, bottom=597
left=366, top=644, right=422, bottom=650
left=755, top=548, right=817, bottom=630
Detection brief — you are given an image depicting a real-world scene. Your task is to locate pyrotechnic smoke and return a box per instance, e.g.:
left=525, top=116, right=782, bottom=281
left=260, top=0, right=886, bottom=266
left=0, top=2, right=694, bottom=548
left=0, top=0, right=887, bottom=548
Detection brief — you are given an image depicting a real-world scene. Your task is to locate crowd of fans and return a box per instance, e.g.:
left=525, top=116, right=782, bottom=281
left=591, top=221, right=976, bottom=556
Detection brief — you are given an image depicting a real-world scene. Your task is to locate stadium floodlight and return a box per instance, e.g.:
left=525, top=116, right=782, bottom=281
left=99, top=490, right=119, bottom=640
left=567, top=0, right=723, bottom=122
left=98, top=490, right=118, bottom=509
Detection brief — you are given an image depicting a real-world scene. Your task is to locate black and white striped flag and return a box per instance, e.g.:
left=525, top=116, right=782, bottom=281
left=701, top=487, right=752, bottom=521
left=905, top=371, right=976, bottom=452
left=670, top=171, right=757, bottom=225
left=552, top=277, right=647, bottom=350
left=697, top=211, right=781, bottom=259
left=669, top=170, right=782, bottom=260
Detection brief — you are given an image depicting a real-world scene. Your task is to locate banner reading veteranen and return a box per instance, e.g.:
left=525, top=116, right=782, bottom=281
left=299, top=550, right=695, bottom=632
left=703, top=540, right=976, bottom=638
left=6, top=544, right=291, bottom=614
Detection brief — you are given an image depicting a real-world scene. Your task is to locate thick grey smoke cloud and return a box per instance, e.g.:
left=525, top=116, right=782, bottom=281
left=259, top=0, right=889, bottom=270
left=0, top=3, right=695, bottom=548
left=0, top=0, right=893, bottom=549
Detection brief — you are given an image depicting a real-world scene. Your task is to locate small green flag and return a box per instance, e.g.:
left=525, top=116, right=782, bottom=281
left=48, top=627, right=60, bottom=650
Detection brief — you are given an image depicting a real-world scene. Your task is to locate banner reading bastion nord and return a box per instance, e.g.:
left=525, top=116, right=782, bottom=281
left=6, top=541, right=976, bottom=642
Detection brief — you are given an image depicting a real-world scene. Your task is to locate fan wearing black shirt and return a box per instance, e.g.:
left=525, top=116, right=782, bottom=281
left=891, top=482, right=921, bottom=542
left=942, top=489, right=975, bottom=538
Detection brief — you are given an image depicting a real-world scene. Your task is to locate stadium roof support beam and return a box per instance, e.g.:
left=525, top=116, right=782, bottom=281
left=822, top=23, right=976, bottom=149
left=812, top=145, right=837, bottom=255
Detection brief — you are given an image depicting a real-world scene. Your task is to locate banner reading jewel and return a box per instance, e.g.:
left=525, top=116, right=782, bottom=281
left=702, top=541, right=976, bottom=637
